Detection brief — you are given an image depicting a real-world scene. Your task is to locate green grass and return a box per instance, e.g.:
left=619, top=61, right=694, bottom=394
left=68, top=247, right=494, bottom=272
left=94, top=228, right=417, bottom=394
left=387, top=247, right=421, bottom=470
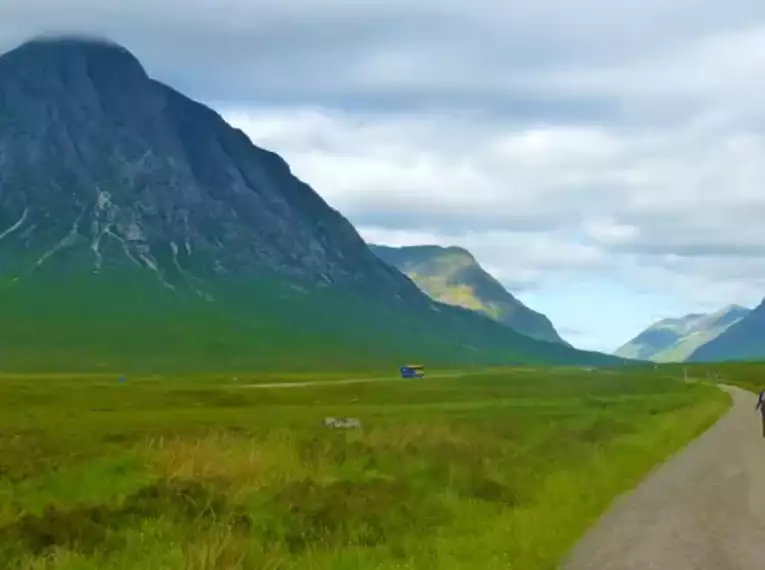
left=666, top=362, right=765, bottom=393
left=0, top=366, right=728, bottom=569
left=0, top=262, right=620, bottom=372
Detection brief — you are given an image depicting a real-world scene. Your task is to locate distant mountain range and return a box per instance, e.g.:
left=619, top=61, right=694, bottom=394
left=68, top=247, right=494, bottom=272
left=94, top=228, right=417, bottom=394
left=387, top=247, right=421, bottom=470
left=370, top=244, right=566, bottom=345
left=687, top=300, right=765, bottom=362
left=0, top=36, right=620, bottom=371
left=615, top=305, right=750, bottom=362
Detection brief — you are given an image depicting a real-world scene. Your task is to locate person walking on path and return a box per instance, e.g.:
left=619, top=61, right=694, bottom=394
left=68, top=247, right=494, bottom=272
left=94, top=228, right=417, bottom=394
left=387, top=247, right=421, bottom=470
left=756, top=389, right=765, bottom=438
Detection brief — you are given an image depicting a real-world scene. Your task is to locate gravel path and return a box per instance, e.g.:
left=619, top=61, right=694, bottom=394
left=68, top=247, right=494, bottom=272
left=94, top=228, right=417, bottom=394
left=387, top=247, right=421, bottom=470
left=241, top=371, right=470, bottom=388
left=561, top=385, right=765, bottom=570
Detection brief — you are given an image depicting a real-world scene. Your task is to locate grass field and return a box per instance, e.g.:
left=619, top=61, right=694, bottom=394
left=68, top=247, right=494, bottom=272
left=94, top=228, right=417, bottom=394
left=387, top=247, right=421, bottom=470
left=0, top=367, right=728, bottom=570
left=0, top=268, right=620, bottom=372
left=683, top=362, right=765, bottom=393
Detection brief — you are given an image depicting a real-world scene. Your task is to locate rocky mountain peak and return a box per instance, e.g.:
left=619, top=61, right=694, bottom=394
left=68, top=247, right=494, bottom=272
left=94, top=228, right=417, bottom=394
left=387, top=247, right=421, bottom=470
left=0, top=36, right=148, bottom=88
left=0, top=36, right=415, bottom=300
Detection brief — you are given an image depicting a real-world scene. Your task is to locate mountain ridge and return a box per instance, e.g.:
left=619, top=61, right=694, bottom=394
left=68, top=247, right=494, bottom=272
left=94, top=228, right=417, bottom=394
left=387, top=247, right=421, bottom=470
left=615, top=305, right=750, bottom=362
left=0, top=36, right=413, bottom=295
left=370, top=244, right=567, bottom=345
left=687, top=300, right=765, bottom=362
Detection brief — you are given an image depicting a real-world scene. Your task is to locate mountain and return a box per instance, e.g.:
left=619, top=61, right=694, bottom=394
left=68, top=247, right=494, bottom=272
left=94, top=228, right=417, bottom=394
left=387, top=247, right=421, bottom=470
left=614, top=314, right=708, bottom=361
left=370, top=244, right=566, bottom=344
left=0, top=36, right=620, bottom=372
left=687, top=301, right=765, bottom=362
left=615, top=305, right=750, bottom=362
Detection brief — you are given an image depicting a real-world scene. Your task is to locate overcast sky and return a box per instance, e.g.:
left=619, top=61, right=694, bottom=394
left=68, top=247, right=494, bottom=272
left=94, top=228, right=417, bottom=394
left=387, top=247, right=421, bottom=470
left=3, top=0, right=765, bottom=352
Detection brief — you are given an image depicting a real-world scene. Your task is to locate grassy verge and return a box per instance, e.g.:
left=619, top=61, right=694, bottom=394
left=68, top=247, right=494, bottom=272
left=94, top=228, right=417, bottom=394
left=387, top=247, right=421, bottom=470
left=660, top=362, right=765, bottom=393
left=0, top=367, right=728, bottom=569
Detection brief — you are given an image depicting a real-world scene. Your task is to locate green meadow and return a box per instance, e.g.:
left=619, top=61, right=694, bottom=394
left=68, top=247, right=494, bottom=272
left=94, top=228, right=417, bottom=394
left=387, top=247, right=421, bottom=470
left=0, top=367, right=728, bottom=570
left=0, top=268, right=618, bottom=372
left=679, top=362, right=765, bottom=393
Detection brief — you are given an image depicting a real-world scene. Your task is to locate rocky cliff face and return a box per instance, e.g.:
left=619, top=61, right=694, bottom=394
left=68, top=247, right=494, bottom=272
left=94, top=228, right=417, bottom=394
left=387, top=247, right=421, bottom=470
left=0, top=37, right=413, bottom=298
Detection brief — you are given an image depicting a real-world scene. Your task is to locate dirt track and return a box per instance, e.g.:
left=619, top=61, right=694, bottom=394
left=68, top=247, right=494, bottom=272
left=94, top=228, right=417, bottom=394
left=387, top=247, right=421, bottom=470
left=561, top=385, right=765, bottom=570
left=241, top=371, right=469, bottom=388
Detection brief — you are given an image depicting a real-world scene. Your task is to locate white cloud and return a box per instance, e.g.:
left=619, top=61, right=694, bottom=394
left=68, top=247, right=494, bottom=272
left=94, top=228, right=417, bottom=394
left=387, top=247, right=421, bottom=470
left=224, top=105, right=765, bottom=247
left=223, top=103, right=765, bottom=330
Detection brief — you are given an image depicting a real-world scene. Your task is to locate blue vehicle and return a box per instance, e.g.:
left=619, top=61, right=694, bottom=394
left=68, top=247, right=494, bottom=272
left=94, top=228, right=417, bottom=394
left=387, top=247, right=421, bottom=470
left=400, top=364, right=425, bottom=378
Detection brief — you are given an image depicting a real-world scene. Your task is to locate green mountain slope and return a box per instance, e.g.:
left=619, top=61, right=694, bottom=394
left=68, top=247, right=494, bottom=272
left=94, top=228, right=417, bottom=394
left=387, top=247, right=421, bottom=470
left=0, top=257, right=618, bottom=372
left=0, top=37, right=622, bottom=372
left=370, top=245, right=566, bottom=345
left=688, top=300, right=765, bottom=362
left=615, top=305, right=750, bottom=362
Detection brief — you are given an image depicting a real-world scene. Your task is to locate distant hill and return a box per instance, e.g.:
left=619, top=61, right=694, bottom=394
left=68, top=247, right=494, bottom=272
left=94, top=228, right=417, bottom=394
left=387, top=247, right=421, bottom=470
left=0, top=36, right=620, bottom=371
left=370, top=244, right=566, bottom=344
left=688, top=300, right=765, bottom=362
left=615, top=305, right=750, bottom=362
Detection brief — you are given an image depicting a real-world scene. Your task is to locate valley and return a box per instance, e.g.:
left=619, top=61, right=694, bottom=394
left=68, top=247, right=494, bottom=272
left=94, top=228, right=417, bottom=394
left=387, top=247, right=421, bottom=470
left=0, top=32, right=764, bottom=570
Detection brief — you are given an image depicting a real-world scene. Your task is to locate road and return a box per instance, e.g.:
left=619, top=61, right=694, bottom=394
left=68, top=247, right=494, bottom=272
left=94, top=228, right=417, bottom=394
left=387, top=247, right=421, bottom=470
left=242, top=371, right=470, bottom=389
left=561, top=385, right=765, bottom=570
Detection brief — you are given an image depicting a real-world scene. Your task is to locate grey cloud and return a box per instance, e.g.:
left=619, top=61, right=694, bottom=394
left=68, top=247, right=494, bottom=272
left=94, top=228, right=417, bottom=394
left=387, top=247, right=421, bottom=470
left=557, top=326, right=586, bottom=338
left=4, top=0, right=765, bottom=125
left=610, top=243, right=765, bottom=259
left=341, top=205, right=568, bottom=235
left=225, top=103, right=765, bottom=296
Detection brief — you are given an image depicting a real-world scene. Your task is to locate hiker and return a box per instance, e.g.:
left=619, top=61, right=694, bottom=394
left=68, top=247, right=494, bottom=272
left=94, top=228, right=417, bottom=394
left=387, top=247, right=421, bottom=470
left=756, top=389, right=765, bottom=438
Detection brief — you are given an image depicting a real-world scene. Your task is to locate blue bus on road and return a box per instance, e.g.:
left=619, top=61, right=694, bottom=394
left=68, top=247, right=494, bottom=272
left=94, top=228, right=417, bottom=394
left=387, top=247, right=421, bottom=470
left=400, top=364, right=425, bottom=378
